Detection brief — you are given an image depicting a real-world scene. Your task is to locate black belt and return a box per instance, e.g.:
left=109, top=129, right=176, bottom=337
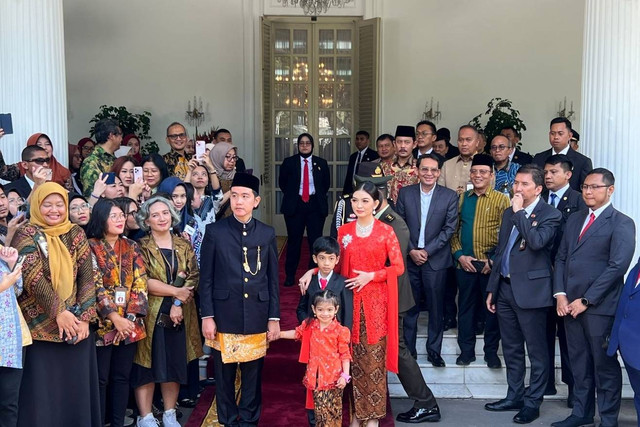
left=500, top=275, right=511, bottom=284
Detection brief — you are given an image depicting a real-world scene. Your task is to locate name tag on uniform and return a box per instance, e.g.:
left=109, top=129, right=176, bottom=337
left=115, top=287, right=127, bottom=306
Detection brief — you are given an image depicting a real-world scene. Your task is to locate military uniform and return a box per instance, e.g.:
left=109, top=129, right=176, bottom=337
left=199, top=214, right=280, bottom=426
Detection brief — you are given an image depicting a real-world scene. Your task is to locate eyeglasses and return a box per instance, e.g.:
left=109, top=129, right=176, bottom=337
left=297, top=141, right=312, bottom=146
left=81, top=146, right=94, bottom=153
left=224, top=155, right=238, bottom=161
left=419, top=167, right=439, bottom=174
left=69, top=203, right=91, bottom=213
left=127, top=210, right=138, bottom=217
left=490, top=145, right=510, bottom=151
left=167, top=133, right=187, bottom=140
left=470, top=169, right=491, bottom=176
left=581, top=184, right=610, bottom=191
left=108, top=213, right=126, bottom=221
left=8, top=197, right=24, bottom=205
left=28, top=157, right=51, bottom=164
left=416, top=131, right=434, bottom=137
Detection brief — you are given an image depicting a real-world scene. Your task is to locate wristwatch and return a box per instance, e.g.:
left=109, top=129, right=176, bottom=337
left=580, top=297, right=591, bottom=307
left=126, top=313, right=137, bottom=322
left=173, top=299, right=183, bottom=307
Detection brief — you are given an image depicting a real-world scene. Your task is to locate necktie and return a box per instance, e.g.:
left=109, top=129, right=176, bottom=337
left=550, top=193, right=557, bottom=208
left=578, top=212, right=596, bottom=242
left=319, top=278, right=328, bottom=290
left=302, top=159, right=310, bottom=202
left=500, top=226, right=520, bottom=277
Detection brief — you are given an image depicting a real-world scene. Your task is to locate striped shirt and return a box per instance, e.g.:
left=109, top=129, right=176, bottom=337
left=451, top=188, right=510, bottom=265
left=494, top=161, right=521, bottom=194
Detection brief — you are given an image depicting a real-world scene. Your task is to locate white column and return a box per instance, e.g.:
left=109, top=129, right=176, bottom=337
left=581, top=0, right=640, bottom=260
left=0, top=0, right=68, bottom=167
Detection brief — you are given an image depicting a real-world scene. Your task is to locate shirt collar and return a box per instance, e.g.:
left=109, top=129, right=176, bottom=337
left=589, top=201, right=611, bottom=219
left=318, top=270, right=333, bottom=282
left=420, top=185, right=435, bottom=197
left=523, top=196, right=541, bottom=217
left=553, top=145, right=570, bottom=155
left=375, top=204, right=389, bottom=219
left=300, top=155, right=313, bottom=165
left=551, top=183, right=570, bottom=201
left=24, top=174, right=35, bottom=189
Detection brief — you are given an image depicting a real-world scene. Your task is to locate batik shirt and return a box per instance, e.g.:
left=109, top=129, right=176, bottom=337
left=80, top=145, right=116, bottom=198
left=163, top=150, right=189, bottom=180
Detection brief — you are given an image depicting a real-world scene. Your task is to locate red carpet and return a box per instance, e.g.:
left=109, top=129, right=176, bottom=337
left=187, top=238, right=394, bottom=426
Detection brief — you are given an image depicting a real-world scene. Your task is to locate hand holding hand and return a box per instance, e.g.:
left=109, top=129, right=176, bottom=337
left=556, top=295, right=570, bottom=317
left=56, top=310, right=80, bottom=341
left=409, top=249, right=428, bottom=266
left=267, top=320, right=280, bottom=342
left=568, top=298, right=588, bottom=318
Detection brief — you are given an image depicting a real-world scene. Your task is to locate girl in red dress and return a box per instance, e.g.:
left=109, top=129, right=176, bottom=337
left=281, top=290, right=351, bottom=427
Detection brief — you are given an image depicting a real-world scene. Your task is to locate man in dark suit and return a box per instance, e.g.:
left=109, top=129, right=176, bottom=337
left=542, top=155, right=586, bottom=403
left=485, top=164, right=562, bottom=424
left=351, top=162, right=441, bottom=423
left=342, top=130, right=379, bottom=195
left=279, top=133, right=331, bottom=286
left=500, top=125, right=533, bottom=165
left=6, top=145, right=51, bottom=199
left=412, top=120, right=438, bottom=159
left=532, top=117, right=593, bottom=191
left=396, top=153, right=458, bottom=366
left=432, top=128, right=459, bottom=161
left=607, top=258, right=640, bottom=421
left=552, top=168, right=636, bottom=427
left=200, top=173, right=280, bottom=427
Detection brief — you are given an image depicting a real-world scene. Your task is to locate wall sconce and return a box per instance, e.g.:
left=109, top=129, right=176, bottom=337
left=557, top=97, right=575, bottom=121
left=422, top=97, right=442, bottom=122
left=185, top=96, right=206, bottom=136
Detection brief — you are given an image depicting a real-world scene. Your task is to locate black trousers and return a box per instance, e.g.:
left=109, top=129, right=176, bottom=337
left=212, top=349, right=264, bottom=426
left=456, top=269, right=500, bottom=357
left=96, top=343, right=137, bottom=427
left=623, top=357, right=640, bottom=423
left=283, top=196, right=326, bottom=280
left=397, top=311, right=438, bottom=409
left=545, top=307, right=574, bottom=391
left=496, top=281, right=549, bottom=409
left=404, top=263, right=446, bottom=357
left=564, top=314, right=621, bottom=426
left=443, top=266, right=458, bottom=322
left=0, top=366, right=23, bottom=427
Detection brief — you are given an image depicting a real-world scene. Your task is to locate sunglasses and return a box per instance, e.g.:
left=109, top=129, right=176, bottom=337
left=29, top=157, right=51, bottom=164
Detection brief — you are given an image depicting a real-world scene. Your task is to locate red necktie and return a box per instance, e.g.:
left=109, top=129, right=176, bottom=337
left=635, top=270, right=640, bottom=288
left=578, top=212, right=596, bottom=242
left=319, top=278, right=328, bottom=290
left=302, top=159, right=310, bottom=202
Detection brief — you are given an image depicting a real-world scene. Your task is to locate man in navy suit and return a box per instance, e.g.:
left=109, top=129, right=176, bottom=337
left=342, top=130, right=379, bottom=195
left=500, top=125, right=533, bottom=166
left=485, top=164, right=562, bottom=424
left=532, top=117, right=593, bottom=192
left=279, top=133, right=331, bottom=287
left=396, top=153, right=458, bottom=366
left=542, top=154, right=587, bottom=403
left=552, top=168, right=636, bottom=427
left=607, top=258, right=640, bottom=422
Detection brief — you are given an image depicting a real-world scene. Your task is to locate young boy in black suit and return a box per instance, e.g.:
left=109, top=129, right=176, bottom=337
left=296, top=236, right=353, bottom=426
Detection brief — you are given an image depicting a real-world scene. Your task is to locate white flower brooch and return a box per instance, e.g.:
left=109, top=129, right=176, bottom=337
left=342, top=234, right=353, bottom=249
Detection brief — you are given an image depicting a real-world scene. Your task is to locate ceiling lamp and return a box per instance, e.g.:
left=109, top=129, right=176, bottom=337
left=278, top=0, right=353, bottom=15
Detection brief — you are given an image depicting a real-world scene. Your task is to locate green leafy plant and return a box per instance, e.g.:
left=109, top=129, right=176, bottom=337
left=89, top=105, right=159, bottom=154
left=469, top=98, right=526, bottom=149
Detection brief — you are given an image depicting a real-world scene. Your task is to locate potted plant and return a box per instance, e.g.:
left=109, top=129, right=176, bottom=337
left=469, top=98, right=526, bottom=149
left=89, top=105, right=159, bottom=154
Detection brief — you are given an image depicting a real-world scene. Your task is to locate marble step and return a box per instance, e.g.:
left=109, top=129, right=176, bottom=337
left=388, top=382, right=636, bottom=400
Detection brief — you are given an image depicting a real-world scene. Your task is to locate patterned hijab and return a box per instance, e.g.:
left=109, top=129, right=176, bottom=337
left=209, top=142, right=237, bottom=181
left=29, top=182, right=74, bottom=300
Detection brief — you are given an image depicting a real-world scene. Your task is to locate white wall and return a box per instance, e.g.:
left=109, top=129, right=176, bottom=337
left=64, top=0, right=257, bottom=167
left=378, top=0, right=585, bottom=154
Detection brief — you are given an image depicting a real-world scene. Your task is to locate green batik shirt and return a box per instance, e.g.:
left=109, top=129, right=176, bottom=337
left=80, top=145, right=116, bottom=198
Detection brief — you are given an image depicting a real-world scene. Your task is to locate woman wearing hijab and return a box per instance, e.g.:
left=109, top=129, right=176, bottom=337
left=24, top=133, right=73, bottom=190
left=69, top=144, right=84, bottom=194
left=209, top=142, right=238, bottom=219
left=122, top=134, right=143, bottom=165
left=12, top=182, right=101, bottom=427
left=77, top=137, right=95, bottom=160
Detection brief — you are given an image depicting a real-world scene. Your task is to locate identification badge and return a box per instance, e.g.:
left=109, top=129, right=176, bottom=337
left=115, top=287, right=127, bottom=306
left=466, top=182, right=474, bottom=191
left=184, top=224, right=196, bottom=236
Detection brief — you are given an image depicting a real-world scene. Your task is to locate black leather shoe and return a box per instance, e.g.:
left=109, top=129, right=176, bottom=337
left=567, top=389, right=575, bottom=408
left=427, top=352, right=446, bottom=367
left=396, top=405, right=441, bottom=423
left=544, top=385, right=558, bottom=395
left=484, top=399, right=524, bottom=412
left=443, top=318, right=457, bottom=331
left=178, top=398, right=197, bottom=408
left=455, top=354, right=476, bottom=366
left=513, top=407, right=539, bottom=424
left=484, top=353, right=502, bottom=369
left=283, top=278, right=295, bottom=287
left=550, top=414, right=595, bottom=427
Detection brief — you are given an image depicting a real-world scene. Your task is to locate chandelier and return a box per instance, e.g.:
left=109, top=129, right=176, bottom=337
left=278, top=0, right=353, bottom=15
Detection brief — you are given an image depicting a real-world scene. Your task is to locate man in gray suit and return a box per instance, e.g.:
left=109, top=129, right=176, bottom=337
left=396, top=153, right=458, bottom=365
left=552, top=168, right=636, bottom=427
left=485, top=164, right=562, bottom=424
